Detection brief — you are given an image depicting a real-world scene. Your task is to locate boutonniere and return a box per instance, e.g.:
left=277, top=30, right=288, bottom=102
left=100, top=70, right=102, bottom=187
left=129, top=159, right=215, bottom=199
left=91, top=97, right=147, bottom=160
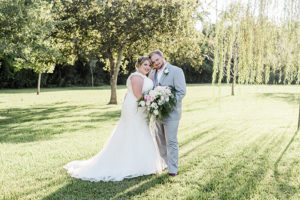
left=164, top=68, right=169, bottom=75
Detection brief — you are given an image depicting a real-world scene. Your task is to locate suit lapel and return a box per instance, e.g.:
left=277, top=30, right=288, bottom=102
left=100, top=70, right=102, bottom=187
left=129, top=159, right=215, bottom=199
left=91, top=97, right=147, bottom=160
left=159, top=63, right=169, bottom=85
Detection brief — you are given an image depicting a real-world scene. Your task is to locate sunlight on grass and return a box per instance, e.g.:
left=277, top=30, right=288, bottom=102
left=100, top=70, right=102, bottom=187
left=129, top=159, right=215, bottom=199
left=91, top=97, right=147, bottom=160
left=0, top=85, right=299, bottom=199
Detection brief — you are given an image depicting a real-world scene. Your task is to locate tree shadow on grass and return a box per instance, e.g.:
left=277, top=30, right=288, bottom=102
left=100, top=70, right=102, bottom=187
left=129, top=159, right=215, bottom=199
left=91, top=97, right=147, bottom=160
left=153, top=127, right=272, bottom=200
left=41, top=123, right=252, bottom=200
left=0, top=102, right=121, bottom=143
left=40, top=114, right=281, bottom=200
left=179, top=126, right=216, bottom=148
left=41, top=125, right=222, bottom=200
left=256, top=92, right=300, bottom=105
left=38, top=119, right=275, bottom=199
left=274, top=130, right=299, bottom=199
left=42, top=173, right=170, bottom=200
left=42, top=133, right=213, bottom=199
left=184, top=132, right=283, bottom=200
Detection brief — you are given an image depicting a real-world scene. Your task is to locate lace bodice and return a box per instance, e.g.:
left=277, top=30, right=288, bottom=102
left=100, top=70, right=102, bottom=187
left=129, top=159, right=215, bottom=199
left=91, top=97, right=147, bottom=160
left=126, top=71, right=153, bottom=96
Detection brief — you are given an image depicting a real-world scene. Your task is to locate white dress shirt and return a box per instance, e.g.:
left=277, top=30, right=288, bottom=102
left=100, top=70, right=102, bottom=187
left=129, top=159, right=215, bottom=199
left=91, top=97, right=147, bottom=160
left=157, top=63, right=167, bottom=83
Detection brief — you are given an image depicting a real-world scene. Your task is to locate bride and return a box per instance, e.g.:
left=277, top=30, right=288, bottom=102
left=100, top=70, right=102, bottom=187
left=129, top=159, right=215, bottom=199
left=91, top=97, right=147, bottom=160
left=64, top=56, right=165, bottom=182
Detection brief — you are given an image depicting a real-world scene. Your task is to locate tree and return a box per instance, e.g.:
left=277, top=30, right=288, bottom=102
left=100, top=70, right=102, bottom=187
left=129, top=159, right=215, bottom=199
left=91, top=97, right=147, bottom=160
left=210, top=0, right=300, bottom=129
left=211, top=0, right=299, bottom=88
left=0, top=0, right=62, bottom=95
left=54, top=0, right=203, bottom=104
left=88, top=57, right=98, bottom=87
left=0, top=0, right=28, bottom=59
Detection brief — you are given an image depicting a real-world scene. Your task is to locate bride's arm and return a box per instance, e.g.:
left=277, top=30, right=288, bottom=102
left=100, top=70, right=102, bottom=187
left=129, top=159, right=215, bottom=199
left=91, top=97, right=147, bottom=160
left=131, top=75, right=144, bottom=99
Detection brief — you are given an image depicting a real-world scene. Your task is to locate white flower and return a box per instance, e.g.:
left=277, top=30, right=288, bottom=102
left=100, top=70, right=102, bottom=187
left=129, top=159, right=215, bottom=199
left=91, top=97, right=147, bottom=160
left=151, top=102, right=158, bottom=108
left=149, top=90, right=155, bottom=96
left=139, top=101, right=146, bottom=107
left=165, top=97, right=169, bottom=102
left=157, top=86, right=165, bottom=92
left=160, top=96, right=164, bottom=101
left=164, top=68, right=169, bottom=75
left=149, top=90, right=158, bottom=98
left=166, top=88, right=171, bottom=95
left=154, top=110, right=159, bottom=115
left=146, top=101, right=151, bottom=106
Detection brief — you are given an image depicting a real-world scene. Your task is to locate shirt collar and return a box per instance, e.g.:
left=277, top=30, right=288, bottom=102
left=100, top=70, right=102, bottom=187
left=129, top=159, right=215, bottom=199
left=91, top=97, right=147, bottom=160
left=158, top=62, right=167, bottom=72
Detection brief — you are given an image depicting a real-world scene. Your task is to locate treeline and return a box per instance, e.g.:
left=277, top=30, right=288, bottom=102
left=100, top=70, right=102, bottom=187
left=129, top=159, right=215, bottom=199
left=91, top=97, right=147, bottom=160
left=1, top=53, right=289, bottom=89
left=0, top=58, right=212, bottom=89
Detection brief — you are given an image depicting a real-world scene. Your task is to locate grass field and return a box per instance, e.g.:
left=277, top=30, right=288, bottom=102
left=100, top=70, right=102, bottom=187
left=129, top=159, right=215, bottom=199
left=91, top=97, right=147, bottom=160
left=0, top=84, right=299, bottom=200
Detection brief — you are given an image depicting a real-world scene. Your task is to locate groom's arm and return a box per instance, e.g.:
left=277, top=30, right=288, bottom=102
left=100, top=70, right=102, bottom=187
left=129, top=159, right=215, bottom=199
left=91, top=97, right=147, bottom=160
left=174, top=68, right=186, bottom=102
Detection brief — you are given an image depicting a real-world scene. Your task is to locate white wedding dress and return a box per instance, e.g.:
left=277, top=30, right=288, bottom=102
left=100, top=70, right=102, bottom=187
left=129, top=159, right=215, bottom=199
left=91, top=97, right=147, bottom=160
left=64, top=71, right=164, bottom=182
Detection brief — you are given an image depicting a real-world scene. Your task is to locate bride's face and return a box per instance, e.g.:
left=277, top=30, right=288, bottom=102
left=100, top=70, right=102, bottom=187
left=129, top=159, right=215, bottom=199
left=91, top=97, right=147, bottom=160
left=138, top=60, right=151, bottom=75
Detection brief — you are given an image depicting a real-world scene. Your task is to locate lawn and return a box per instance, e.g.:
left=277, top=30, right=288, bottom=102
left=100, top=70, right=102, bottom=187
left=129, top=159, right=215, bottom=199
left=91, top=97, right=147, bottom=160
left=0, top=84, right=299, bottom=200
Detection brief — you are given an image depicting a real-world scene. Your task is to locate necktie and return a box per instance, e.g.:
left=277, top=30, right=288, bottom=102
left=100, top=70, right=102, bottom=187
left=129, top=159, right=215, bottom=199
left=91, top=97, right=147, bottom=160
left=153, top=70, right=158, bottom=89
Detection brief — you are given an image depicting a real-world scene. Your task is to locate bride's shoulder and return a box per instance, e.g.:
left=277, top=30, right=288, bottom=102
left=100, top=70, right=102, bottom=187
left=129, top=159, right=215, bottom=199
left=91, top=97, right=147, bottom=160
left=129, top=72, right=145, bottom=82
left=129, top=71, right=145, bottom=78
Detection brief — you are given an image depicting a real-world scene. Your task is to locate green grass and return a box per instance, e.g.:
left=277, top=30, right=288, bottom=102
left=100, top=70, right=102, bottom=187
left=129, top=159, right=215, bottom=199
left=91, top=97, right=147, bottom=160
left=0, top=84, right=299, bottom=200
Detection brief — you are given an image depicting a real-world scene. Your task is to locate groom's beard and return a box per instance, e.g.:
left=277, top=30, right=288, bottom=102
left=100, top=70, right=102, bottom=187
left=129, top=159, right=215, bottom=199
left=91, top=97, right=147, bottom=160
left=155, top=61, right=165, bottom=70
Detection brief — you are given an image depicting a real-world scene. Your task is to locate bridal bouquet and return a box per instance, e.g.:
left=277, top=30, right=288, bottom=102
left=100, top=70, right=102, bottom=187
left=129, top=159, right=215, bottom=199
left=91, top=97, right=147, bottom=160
left=137, top=86, right=176, bottom=121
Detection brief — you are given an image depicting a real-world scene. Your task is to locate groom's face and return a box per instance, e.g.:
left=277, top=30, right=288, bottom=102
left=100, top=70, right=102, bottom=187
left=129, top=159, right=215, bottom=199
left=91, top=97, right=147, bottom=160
left=151, top=54, right=165, bottom=70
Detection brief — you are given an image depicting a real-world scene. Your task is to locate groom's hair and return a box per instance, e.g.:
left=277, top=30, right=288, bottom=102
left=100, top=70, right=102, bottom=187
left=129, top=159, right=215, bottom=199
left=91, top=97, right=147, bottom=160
left=149, top=50, right=164, bottom=58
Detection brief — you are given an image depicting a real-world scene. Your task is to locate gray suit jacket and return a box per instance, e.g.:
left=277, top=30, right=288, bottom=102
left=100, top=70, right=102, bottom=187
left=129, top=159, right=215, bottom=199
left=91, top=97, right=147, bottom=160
left=152, top=63, right=186, bottom=121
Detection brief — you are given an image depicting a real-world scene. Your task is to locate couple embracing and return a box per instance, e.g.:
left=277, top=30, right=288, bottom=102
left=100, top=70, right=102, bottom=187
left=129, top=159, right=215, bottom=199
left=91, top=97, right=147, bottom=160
left=64, top=50, right=186, bottom=181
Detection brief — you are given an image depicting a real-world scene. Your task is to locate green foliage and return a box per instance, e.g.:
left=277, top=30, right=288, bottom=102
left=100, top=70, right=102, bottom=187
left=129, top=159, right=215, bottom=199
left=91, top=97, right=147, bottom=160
left=0, top=0, right=62, bottom=73
left=52, top=0, right=203, bottom=103
left=1, top=0, right=205, bottom=91
left=0, top=59, right=210, bottom=88
left=53, top=0, right=203, bottom=67
left=0, top=0, right=28, bottom=58
left=0, top=56, right=38, bottom=88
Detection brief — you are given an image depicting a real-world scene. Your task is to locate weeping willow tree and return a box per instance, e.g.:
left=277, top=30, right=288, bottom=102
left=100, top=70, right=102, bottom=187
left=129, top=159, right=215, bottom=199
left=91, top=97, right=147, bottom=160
left=211, top=0, right=300, bottom=129
left=212, top=3, right=241, bottom=95
left=212, top=0, right=299, bottom=88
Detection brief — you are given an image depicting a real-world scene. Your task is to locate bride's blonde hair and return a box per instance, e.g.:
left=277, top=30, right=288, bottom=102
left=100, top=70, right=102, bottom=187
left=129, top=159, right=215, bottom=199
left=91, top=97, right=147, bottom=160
left=135, top=56, right=151, bottom=70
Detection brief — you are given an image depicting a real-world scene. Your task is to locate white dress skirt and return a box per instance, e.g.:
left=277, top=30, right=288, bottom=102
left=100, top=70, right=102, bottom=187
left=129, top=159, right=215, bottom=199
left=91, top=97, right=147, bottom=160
left=64, top=72, right=165, bottom=182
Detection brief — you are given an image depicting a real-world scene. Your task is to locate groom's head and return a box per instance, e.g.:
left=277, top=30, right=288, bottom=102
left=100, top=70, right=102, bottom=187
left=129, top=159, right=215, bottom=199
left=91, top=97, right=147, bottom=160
left=149, top=50, right=166, bottom=70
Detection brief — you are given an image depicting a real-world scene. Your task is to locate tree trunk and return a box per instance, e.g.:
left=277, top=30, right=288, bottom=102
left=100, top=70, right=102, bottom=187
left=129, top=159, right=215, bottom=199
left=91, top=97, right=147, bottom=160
left=231, top=43, right=238, bottom=96
left=231, top=78, right=235, bottom=96
left=90, top=66, right=94, bottom=87
left=89, top=58, right=98, bottom=87
left=37, top=73, right=41, bottom=95
left=297, top=103, right=300, bottom=131
left=108, top=46, right=124, bottom=104
left=91, top=72, right=94, bottom=87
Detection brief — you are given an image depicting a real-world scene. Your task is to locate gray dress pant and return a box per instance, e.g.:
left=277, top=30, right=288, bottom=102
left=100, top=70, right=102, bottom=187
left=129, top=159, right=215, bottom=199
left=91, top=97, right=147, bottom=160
left=153, top=120, right=180, bottom=174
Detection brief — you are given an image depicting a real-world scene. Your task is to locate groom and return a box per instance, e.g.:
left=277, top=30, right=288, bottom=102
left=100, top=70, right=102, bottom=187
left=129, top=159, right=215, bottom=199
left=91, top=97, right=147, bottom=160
left=149, top=50, right=186, bottom=176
